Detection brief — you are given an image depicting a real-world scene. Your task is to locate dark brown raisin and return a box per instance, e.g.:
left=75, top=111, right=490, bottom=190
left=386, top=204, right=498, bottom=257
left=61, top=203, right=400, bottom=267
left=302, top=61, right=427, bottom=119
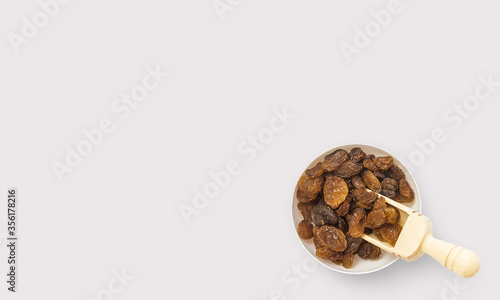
left=323, top=150, right=348, bottom=172
left=335, top=196, right=351, bottom=217
left=362, top=170, right=382, bottom=193
left=351, top=175, right=366, bottom=189
left=381, top=178, right=398, bottom=191
left=348, top=147, right=366, bottom=163
left=347, top=208, right=366, bottom=238
left=380, top=189, right=397, bottom=199
left=333, top=161, right=363, bottom=178
left=373, top=156, right=394, bottom=171
left=305, top=162, right=324, bottom=178
left=373, top=171, right=386, bottom=180
left=323, top=175, right=348, bottom=209
left=357, top=241, right=381, bottom=259
left=297, top=200, right=317, bottom=222
left=344, top=234, right=362, bottom=254
left=317, top=225, right=347, bottom=252
left=337, top=217, right=348, bottom=234
left=298, top=174, right=324, bottom=199
left=393, top=193, right=413, bottom=203
left=386, top=165, right=405, bottom=181
left=297, top=220, right=314, bottom=239
left=311, top=203, right=338, bottom=226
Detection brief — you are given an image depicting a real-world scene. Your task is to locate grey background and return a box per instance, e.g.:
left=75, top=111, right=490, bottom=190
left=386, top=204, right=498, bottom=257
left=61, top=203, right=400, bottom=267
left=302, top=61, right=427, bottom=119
left=0, top=0, right=498, bottom=299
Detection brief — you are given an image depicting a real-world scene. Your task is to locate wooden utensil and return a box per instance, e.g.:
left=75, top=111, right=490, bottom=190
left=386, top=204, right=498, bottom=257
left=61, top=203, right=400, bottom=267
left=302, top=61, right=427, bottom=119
left=361, top=191, right=480, bottom=278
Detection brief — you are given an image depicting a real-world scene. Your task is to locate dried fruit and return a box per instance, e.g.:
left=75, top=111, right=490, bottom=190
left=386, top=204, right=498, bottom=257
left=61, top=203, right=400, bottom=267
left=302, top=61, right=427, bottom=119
left=317, top=225, right=347, bottom=252
left=305, top=162, right=324, bottom=178
left=342, top=253, right=355, bottom=269
left=316, top=247, right=343, bottom=262
left=381, top=178, right=398, bottom=191
left=347, top=208, right=366, bottom=238
left=344, top=234, right=362, bottom=254
left=353, top=188, right=377, bottom=204
left=357, top=241, right=381, bottom=259
left=362, top=170, right=382, bottom=193
left=297, top=220, right=314, bottom=239
left=363, top=158, right=380, bottom=172
left=372, top=197, right=387, bottom=210
left=323, top=150, right=348, bottom=172
left=297, top=200, right=317, bottom=222
left=323, top=176, right=348, bottom=209
left=298, top=174, right=324, bottom=200
left=386, top=165, right=405, bottom=181
left=335, top=196, right=351, bottom=217
left=374, top=223, right=403, bottom=247
left=337, top=217, right=348, bottom=234
left=380, top=189, right=397, bottom=199
left=351, top=175, right=366, bottom=189
left=349, top=147, right=366, bottom=163
left=311, top=203, right=338, bottom=226
left=384, top=207, right=399, bottom=224
left=398, top=179, right=414, bottom=200
left=365, top=209, right=387, bottom=229
left=334, top=161, right=363, bottom=178
left=373, top=156, right=393, bottom=171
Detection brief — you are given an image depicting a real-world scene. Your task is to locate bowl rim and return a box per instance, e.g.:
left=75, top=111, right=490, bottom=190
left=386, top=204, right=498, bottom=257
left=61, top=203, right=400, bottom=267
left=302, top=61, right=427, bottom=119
left=291, top=143, right=422, bottom=275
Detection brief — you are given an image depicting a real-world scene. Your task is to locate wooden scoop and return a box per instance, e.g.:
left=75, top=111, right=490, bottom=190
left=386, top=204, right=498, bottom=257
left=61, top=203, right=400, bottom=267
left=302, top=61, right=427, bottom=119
left=361, top=191, right=480, bottom=278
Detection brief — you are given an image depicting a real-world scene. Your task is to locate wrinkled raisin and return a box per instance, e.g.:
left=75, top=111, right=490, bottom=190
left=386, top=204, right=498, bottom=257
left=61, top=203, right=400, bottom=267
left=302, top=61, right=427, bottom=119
left=344, top=234, right=362, bottom=254
left=335, top=196, right=351, bottom=217
left=347, top=208, right=366, bottom=238
left=374, top=223, right=403, bottom=247
left=365, top=209, right=387, bottom=229
left=363, top=158, right=380, bottom=172
left=353, top=188, right=378, bottom=204
left=351, top=175, right=366, bottom=189
left=323, top=150, right=348, bottom=172
left=311, top=203, right=338, bottom=226
left=317, top=225, right=347, bottom=252
left=380, top=189, right=397, bottom=199
left=357, top=241, right=381, bottom=259
left=316, top=247, right=343, bottom=262
left=323, top=176, right=348, bottom=209
left=297, top=220, right=314, bottom=239
left=349, top=147, right=366, bottom=163
left=297, top=200, right=317, bottom=222
left=362, top=170, right=382, bottom=193
left=373, top=156, right=394, bottom=171
left=298, top=174, right=324, bottom=200
left=386, top=165, right=405, bottom=181
left=337, top=217, right=348, bottom=234
left=305, top=162, right=324, bottom=178
left=398, top=179, right=414, bottom=200
left=334, top=161, right=363, bottom=178
left=342, top=253, right=355, bottom=269
left=381, top=178, right=398, bottom=191
left=384, top=207, right=398, bottom=224
left=372, top=197, right=387, bottom=210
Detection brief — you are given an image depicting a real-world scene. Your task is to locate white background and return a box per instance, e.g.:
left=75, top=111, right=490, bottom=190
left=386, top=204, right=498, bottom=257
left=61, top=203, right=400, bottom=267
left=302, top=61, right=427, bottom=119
left=1, top=0, right=499, bottom=299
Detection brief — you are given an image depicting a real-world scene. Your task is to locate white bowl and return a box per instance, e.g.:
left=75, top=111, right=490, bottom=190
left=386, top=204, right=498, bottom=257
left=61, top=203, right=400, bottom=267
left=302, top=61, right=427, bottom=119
left=291, top=144, right=422, bottom=274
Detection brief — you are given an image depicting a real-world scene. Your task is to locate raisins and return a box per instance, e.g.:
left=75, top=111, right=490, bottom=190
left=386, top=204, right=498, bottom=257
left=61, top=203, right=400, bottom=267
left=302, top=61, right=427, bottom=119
left=351, top=175, right=366, bottom=189
left=365, top=209, right=387, bottom=229
left=298, top=174, right=324, bottom=200
left=317, top=225, right=347, bottom=252
left=323, top=150, right=348, bottom=172
left=323, top=176, right=348, bottom=209
left=305, top=162, right=324, bottom=178
left=311, top=203, right=339, bottom=226
left=363, top=158, right=380, bottom=172
left=347, top=208, right=366, bottom=238
left=386, top=165, right=405, bottom=181
left=316, top=247, right=343, bottom=262
left=357, top=241, right=381, bottom=259
left=353, top=188, right=378, bottom=204
left=362, top=170, right=382, bottom=193
left=374, top=223, right=403, bottom=247
left=398, top=179, right=415, bottom=200
left=296, top=148, right=415, bottom=269
left=297, top=220, right=314, bottom=239
left=349, top=147, right=366, bottom=163
left=334, top=161, right=363, bottom=178
left=373, top=156, right=393, bottom=171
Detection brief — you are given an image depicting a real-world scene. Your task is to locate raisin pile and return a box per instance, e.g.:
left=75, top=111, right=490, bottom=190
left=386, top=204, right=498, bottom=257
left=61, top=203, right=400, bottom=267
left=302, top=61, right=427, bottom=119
left=296, top=147, right=415, bottom=269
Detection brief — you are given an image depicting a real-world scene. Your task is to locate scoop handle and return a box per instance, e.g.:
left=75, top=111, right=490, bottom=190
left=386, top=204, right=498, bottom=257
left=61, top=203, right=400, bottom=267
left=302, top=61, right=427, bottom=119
left=421, top=235, right=480, bottom=278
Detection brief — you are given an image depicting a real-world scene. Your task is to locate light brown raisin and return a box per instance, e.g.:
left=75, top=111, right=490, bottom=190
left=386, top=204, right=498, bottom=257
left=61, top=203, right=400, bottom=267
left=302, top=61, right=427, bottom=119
left=353, top=188, right=378, bottom=204
left=362, top=170, right=382, bottom=193
left=342, top=253, right=355, bottom=269
left=363, top=158, right=380, bottom=172
left=365, top=209, right=387, bottom=229
left=373, top=156, right=394, bottom=171
left=317, top=225, right=348, bottom=252
left=351, top=175, right=366, bottom=189
left=305, top=162, right=324, bottom=178
left=333, top=161, right=363, bottom=178
left=297, top=220, right=314, bottom=239
left=323, top=176, right=348, bottom=209
left=347, top=208, right=366, bottom=238
left=349, top=147, right=366, bottom=163
left=386, top=165, right=405, bottom=181
left=322, top=150, right=348, bottom=172
left=398, top=179, right=414, bottom=200
left=298, top=174, right=324, bottom=199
